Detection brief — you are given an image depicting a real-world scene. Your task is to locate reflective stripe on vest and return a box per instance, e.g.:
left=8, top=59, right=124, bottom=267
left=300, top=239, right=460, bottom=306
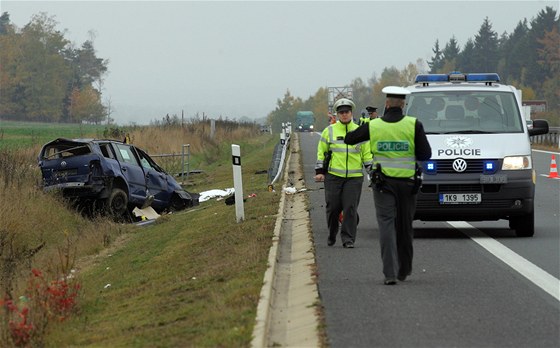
left=370, top=116, right=416, bottom=178
left=326, top=122, right=366, bottom=178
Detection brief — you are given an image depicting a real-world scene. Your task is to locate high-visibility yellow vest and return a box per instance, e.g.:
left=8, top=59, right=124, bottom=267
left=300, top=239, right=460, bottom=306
left=316, top=121, right=372, bottom=178
left=369, top=116, right=416, bottom=178
left=359, top=117, right=371, bottom=125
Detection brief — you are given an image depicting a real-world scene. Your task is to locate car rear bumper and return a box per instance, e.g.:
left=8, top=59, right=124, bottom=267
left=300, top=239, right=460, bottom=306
left=43, top=181, right=108, bottom=199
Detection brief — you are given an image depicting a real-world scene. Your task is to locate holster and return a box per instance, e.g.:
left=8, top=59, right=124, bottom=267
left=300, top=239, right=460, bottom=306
left=371, top=163, right=385, bottom=190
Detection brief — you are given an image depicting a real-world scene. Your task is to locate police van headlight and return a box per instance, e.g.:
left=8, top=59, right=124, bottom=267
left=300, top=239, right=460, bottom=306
left=309, top=125, right=314, bottom=130
left=502, top=156, right=531, bottom=170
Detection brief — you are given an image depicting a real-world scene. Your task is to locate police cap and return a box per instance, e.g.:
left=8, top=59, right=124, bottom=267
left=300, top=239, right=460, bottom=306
left=365, top=106, right=377, bottom=112
left=337, top=105, right=352, bottom=112
left=382, top=86, right=410, bottom=99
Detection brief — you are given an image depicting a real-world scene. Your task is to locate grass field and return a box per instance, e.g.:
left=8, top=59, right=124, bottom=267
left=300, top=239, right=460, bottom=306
left=0, top=121, right=281, bottom=347
left=0, top=120, right=109, bottom=150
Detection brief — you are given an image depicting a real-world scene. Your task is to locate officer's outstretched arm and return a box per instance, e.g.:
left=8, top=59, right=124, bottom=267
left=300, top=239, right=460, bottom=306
left=344, top=123, right=369, bottom=145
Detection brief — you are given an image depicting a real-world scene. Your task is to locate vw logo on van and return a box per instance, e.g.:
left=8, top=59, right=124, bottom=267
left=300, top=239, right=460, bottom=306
left=60, top=161, right=67, bottom=168
left=452, top=158, right=467, bottom=172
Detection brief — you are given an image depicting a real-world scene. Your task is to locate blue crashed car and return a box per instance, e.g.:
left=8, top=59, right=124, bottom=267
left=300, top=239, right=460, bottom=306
left=38, top=138, right=199, bottom=217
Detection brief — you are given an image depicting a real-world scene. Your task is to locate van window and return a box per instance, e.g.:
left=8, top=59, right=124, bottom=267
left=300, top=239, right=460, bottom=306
left=405, top=91, right=523, bottom=134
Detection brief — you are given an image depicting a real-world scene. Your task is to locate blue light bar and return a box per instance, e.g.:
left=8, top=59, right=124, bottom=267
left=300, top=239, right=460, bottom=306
left=465, top=73, right=500, bottom=82
left=415, top=72, right=500, bottom=84
left=415, top=74, right=448, bottom=83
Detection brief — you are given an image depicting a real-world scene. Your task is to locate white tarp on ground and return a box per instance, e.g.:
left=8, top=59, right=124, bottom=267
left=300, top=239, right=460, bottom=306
left=199, top=188, right=235, bottom=202
left=132, top=206, right=161, bottom=220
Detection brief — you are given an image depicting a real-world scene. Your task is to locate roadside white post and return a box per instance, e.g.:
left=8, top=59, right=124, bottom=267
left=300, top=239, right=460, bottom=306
left=210, top=119, right=216, bottom=139
left=231, top=144, right=245, bottom=223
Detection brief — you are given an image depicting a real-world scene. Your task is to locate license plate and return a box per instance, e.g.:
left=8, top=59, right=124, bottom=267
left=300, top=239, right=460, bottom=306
left=480, top=174, right=507, bottom=184
left=439, top=193, right=481, bottom=204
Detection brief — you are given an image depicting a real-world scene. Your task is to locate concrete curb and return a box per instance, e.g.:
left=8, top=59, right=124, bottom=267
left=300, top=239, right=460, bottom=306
left=251, top=139, right=292, bottom=348
left=251, top=133, right=320, bottom=347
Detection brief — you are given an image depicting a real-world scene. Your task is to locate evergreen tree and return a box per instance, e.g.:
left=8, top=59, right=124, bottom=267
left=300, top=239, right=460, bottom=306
left=499, top=20, right=529, bottom=82
left=441, top=36, right=460, bottom=72
left=0, top=12, right=10, bottom=35
left=427, top=39, right=444, bottom=73
left=525, top=7, right=559, bottom=90
left=538, top=26, right=560, bottom=112
left=471, top=17, right=499, bottom=72
left=458, top=39, right=475, bottom=73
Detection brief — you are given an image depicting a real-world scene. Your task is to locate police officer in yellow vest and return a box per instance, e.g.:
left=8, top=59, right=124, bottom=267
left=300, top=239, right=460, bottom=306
left=314, top=98, right=373, bottom=248
left=359, top=106, right=378, bottom=125
left=345, top=86, right=432, bottom=284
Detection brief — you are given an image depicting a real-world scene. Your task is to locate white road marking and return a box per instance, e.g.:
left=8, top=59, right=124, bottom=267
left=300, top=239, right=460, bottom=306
left=539, top=174, right=560, bottom=179
left=533, top=149, right=560, bottom=155
left=448, top=221, right=560, bottom=302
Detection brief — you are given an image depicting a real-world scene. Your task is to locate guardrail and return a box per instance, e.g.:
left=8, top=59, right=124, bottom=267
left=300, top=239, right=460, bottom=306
left=531, top=126, right=559, bottom=148
left=268, top=123, right=292, bottom=189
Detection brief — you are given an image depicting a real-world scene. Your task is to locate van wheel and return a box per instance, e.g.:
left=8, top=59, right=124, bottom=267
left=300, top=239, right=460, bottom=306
left=509, top=212, right=534, bottom=237
left=105, top=188, right=128, bottom=218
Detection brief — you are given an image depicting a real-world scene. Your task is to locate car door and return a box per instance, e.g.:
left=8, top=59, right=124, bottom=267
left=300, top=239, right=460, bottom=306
left=133, top=147, right=170, bottom=209
left=112, top=143, right=148, bottom=204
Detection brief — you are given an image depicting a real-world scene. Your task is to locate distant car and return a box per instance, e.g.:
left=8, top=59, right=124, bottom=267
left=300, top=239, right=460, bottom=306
left=526, top=119, right=534, bottom=130
left=38, top=138, right=199, bottom=217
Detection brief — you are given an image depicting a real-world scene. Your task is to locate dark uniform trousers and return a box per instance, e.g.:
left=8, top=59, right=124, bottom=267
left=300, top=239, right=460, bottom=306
left=373, top=177, right=417, bottom=279
left=324, top=173, right=363, bottom=244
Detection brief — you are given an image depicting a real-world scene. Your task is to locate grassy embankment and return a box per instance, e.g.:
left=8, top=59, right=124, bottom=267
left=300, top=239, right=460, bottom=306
left=0, top=120, right=281, bottom=346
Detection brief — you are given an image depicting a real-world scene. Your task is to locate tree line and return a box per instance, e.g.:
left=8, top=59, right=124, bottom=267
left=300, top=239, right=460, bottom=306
left=267, top=7, right=559, bottom=131
left=0, top=8, right=557, bottom=128
left=0, top=12, right=108, bottom=123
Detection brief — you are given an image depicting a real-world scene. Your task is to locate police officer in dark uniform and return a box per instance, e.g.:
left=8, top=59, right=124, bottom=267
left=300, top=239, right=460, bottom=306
left=345, top=86, right=432, bottom=285
left=359, top=106, right=378, bottom=125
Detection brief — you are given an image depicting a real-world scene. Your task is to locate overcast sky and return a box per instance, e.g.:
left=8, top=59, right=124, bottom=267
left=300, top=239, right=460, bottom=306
left=2, top=1, right=558, bottom=125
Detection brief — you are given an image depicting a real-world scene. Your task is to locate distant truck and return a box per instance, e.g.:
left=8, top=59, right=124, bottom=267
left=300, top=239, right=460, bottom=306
left=295, top=111, right=315, bottom=132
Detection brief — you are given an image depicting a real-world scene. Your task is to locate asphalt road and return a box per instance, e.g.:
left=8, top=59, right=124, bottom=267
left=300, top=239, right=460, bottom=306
left=299, top=132, right=560, bottom=348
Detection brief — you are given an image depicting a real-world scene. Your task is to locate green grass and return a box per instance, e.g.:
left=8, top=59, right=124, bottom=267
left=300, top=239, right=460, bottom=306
left=0, top=120, right=108, bottom=150
left=44, top=133, right=281, bottom=346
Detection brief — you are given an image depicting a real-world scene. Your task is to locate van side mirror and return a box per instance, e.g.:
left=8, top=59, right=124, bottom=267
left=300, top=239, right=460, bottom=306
left=529, top=119, right=549, bottom=136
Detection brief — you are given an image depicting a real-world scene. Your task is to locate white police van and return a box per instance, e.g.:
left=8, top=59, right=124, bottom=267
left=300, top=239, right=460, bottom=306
left=404, top=72, right=549, bottom=237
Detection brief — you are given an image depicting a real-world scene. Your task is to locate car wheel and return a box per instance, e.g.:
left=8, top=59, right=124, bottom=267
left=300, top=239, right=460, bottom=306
left=509, top=212, right=534, bottom=237
left=105, top=188, right=128, bottom=218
